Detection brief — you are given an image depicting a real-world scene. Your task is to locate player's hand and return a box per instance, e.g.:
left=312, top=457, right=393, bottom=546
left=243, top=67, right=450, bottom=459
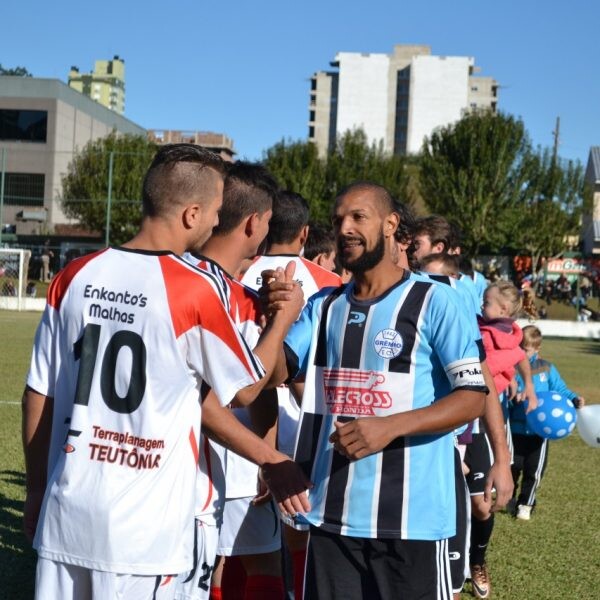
left=23, top=489, right=45, bottom=543
left=574, top=396, right=585, bottom=408
left=252, top=477, right=272, bottom=506
left=260, top=457, right=312, bottom=517
left=507, top=378, right=518, bottom=400
left=484, top=460, right=514, bottom=512
left=259, top=263, right=302, bottom=322
left=329, top=417, right=394, bottom=460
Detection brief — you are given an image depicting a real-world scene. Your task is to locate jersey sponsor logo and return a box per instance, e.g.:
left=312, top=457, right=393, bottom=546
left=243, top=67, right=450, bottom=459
left=446, top=358, right=485, bottom=389
left=373, top=329, right=403, bottom=359
left=323, top=368, right=392, bottom=416
left=449, top=551, right=461, bottom=560
left=473, top=472, right=485, bottom=480
left=84, top=285, right=148, bottom=325
left=347, top=311, right=366, bottom=325
left=87, top=425, right=165, bottom=470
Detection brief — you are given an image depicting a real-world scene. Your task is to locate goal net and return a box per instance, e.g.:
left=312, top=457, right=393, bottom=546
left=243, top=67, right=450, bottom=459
left=0, top=248, right=31, bottom=311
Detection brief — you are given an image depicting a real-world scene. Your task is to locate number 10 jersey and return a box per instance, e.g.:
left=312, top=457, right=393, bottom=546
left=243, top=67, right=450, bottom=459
left=27, top=247, right=265, bottom=575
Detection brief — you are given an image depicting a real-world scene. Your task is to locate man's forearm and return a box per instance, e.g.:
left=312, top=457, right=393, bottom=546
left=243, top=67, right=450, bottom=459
left=202, top=391, right=282, bottom=466
left=22, top=386, right=53, bottom=492
left=385, top=389, right=485, bottom=439
left=481, top=362, right=511, bottom=464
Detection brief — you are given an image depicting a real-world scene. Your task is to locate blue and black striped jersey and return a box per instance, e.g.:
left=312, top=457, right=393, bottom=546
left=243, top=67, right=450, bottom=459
left=285, top=271, right=485, bottom=540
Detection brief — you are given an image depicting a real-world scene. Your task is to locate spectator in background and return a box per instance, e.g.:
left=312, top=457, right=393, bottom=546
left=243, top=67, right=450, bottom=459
left=303, top=223, right=337, bottom=272
left=26, top=281, right=37, bottom=297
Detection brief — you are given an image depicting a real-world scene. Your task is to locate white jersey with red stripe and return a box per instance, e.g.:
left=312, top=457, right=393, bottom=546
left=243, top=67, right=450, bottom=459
left=241, top=254, right=342, bottom=301
left=185, top=254, right=263, bottom=509
left=242, top=254, right=342, bottom=457
left=27, top=248, right=265, bottom=575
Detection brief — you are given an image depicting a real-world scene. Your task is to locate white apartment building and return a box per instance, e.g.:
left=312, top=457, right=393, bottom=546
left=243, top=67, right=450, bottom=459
left=308, top=44, right=498, bottom=156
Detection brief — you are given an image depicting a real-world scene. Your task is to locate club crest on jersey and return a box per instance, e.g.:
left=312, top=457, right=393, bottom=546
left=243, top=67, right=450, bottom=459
left=373, top=329, right=403, bottom=359
left=323, top=368, right=392, bottom=416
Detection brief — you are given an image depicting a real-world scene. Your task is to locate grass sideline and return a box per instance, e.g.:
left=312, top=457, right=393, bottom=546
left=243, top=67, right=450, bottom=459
left=0, top=311, right=599, bottom=600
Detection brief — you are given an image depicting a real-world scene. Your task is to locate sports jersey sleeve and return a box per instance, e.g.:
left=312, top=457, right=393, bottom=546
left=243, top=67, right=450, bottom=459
left=547, top=364, right=578, bottom=400
left=427, top=285, right=487, bottom=392
left=284, top=291, right=323, bottom=378
left=26, top=306, right=57, bottom=397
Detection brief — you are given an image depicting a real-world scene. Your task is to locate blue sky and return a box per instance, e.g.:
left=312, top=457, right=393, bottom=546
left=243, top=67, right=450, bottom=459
left=3, top=0, right=598, bottom=165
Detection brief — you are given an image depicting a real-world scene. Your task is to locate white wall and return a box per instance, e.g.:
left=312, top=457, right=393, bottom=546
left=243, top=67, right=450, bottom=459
left=336, top=52, right=390, bottom=147
left=407, top=55, right=472, bottom=154
left=516, top=319, right=600, bottom=340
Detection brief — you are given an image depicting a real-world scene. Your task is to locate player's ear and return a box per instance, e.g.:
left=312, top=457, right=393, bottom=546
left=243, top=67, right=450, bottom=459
left=384, top=212, right=400, bottom=238
left=182, top=204, right=201, bottom=229
left=244, top=213, right=259, bottom=238
left=299, top=225, right=309, bottom=246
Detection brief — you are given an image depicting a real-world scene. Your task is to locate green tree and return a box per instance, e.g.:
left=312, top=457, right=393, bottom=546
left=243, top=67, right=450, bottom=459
left=0, top=64, right=32, bottom=76
left=61, top=132, right=157, bottom=245
left=515, top=149, right=587, bottom=269
left=263, top=138, right=328, bottom=220
left=419, top=111, right=533, bottom=255
left=264, top=129, right=410, bottom=223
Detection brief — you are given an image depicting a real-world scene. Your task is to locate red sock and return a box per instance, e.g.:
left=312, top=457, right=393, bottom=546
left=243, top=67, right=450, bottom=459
left=221, top=556, right=246, bottom=600
left=292, top=549, right=307, bottom=600
left=210, top=587, right=222, bottom=600
left=244, top=575, right=284, bottom=600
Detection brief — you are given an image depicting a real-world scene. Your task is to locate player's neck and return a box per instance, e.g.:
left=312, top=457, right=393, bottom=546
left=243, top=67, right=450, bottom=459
left=351, top=259, right=406, bottom=300
left=200, top=235, right=247, bottom=276
left=122, top=218, right=184, bottom=254
left=266, top=241, right=302, bottom=256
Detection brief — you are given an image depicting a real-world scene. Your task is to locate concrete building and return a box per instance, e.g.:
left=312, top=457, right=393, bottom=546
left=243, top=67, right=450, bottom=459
left=582, top=146, right=600, bottom=255
left=309, top=44, right=498, bottom=156
left=68, top=56, right=126, bottom=115
left=0, top=76, right=145, bottom=235
left=147, top=130, right=236, bottom=162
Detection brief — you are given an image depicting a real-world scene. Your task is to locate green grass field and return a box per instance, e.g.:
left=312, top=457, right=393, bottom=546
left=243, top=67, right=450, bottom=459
left=1, top=311, right=599, bottom=599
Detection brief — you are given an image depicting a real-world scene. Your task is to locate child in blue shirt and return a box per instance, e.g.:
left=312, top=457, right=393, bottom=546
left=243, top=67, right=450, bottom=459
left=509, top=325, right=585, bottom=520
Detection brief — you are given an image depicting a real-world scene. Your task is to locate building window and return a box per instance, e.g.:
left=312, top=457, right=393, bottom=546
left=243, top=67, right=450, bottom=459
left=0, top=110, right=47, bottom=142
left=308, top=125, right=315, bottom=139
left=470, top=102, right=477, bottom=108
left=311, top=78, right=317, bottom=91
left=309, top=110, right=316, bottom=122
left=3, top=173, right=45, bottom=206
left=471, top=86, right=478, bottom=92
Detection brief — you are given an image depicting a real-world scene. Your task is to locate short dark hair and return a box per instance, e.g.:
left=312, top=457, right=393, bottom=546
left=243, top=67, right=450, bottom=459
left=304, top=223, right=336, bottom=261
left=414, top=215, right=454, bottom=252
left=212, top=161, right=278, bottom=235
left=267, top=190, right=310, bottom=246
left=393, top=199, right=418, bottom=271
left=142, top=144, right=226, bottom=218
left=418, top=252, right=460, bottom=278
left=334, top=181, right=396, bottom=217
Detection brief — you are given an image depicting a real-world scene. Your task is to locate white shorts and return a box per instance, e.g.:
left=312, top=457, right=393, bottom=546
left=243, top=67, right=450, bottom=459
left=175, top=520, right=220, bottom=600
left=35, top=557, right=178, bottom=600
left=217, top=497, right=281, bottom=556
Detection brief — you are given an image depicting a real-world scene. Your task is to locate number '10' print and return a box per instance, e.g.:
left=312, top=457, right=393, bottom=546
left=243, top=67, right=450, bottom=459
left=73, top=323, right=147, bottom=414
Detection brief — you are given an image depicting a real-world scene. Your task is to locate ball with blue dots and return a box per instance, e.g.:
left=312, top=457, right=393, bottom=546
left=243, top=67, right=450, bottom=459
left=525, top=390, right=577, bottom=440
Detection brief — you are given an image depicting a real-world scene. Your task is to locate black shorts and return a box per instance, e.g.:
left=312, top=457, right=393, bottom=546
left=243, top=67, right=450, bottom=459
left=304, top=526, right=452, bottom=600
left=448, top=447, right=470, bottom=593
left=464, top=433, right=493, bottom=496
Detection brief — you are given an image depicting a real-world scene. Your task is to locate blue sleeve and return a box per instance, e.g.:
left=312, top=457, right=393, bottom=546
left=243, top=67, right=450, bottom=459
left=427, top=285, right=487, bottom=391
left=284, top=293, right=320, bottom=378
left=547, top=364, right=578, bottom=400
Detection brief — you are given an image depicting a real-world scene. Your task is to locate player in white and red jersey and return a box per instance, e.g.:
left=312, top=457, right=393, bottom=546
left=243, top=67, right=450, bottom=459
left=22, top=145, right=310, bottom=600
left=178, top=161, right=283, bottom=600
left=241, top=190, right=342, bottom=600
